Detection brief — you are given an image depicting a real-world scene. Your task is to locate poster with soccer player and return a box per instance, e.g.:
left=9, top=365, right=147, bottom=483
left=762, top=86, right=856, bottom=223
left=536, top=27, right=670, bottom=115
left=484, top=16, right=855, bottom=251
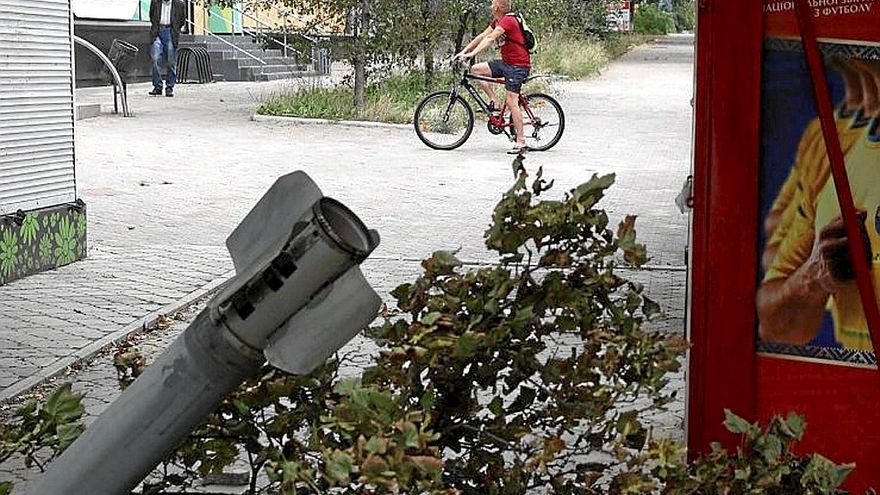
left=756, top=0, right=880, bottom=365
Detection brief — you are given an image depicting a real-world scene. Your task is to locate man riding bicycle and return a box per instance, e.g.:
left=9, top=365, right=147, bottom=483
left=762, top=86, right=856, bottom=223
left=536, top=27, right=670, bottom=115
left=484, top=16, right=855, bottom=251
left=456, top=0, right=531, bottom=154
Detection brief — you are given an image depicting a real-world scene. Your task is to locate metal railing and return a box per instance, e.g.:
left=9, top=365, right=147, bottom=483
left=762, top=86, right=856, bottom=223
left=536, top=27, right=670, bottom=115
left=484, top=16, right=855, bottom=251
left=197, top=3, right=329, bottom=75
left=73, top=35, right=131, bottom=117
left=195, top=10, right=265, bottom=64
left=233, top=7, right=306, bottom=59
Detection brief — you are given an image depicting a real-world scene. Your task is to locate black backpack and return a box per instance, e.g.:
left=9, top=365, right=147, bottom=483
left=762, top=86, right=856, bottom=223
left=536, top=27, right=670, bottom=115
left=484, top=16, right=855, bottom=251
left=506, top=12, right=537, bottom=53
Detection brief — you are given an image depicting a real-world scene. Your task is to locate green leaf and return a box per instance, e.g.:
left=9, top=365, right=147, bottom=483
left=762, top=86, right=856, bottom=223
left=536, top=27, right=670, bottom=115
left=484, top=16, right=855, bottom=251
left=0, top=481, right=12, bottom=495
left=783, top=412, right=806, bottom=441
left=56, top=423, right=83, bottom=451
left=364, top=436, right=386, bottom=454
left=761, top=434, right=783, bottom=464
left=41, top=384, right=84, bottom=424
left=420, top=389, right=435, bottom=411
left=233, top=399, right=250, bottom=416
left=326, top=451, right=355, bottom=484
left=571, top=173, right=615, bottom=205
left=333, top=378, right=362, bottom=396
left=422, top=312, right=442, bottom=325
left=723, top=409, right=753, bottom=435
left=400, top=421, right=420, bottom=448
left=488, top=396, right=504, bottom=417
left=453, top=332, right=480, bottom=359
left=509, top=306, right=536, bottom=331
left=801, top=454, right=854, bottom=490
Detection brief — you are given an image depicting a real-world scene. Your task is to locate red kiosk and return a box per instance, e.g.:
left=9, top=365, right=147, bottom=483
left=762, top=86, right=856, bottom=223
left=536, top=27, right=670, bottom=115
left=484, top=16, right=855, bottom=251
left=690, top=0, right=880, bottom=490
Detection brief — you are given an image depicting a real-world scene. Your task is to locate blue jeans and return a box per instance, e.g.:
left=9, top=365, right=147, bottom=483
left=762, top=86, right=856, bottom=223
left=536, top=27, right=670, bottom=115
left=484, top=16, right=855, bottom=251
left=151, top=27, right=177, bottom=91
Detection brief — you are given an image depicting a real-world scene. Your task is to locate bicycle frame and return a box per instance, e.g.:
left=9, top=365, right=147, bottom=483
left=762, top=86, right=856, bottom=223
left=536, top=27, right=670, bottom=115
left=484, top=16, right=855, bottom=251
left=448, top=70, right=534, bottom=134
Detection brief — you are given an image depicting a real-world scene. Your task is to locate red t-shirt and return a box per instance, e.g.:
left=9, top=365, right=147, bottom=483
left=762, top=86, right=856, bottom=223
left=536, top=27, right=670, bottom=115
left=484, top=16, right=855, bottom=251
left=490, top=15, right=530, bottom=68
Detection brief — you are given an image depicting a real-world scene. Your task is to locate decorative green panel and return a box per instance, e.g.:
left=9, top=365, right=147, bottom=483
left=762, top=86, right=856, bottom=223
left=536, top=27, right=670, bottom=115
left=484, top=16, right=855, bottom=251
left=0, top=202, right=88, bottom=286
left=207, top=3, right=243, bottom=34
left=138, top=0, right=149, bottom=21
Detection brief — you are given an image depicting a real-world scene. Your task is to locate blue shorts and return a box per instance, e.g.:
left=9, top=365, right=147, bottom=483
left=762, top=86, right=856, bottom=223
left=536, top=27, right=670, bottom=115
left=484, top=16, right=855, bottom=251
left=488, top=60, right=530, bottom=94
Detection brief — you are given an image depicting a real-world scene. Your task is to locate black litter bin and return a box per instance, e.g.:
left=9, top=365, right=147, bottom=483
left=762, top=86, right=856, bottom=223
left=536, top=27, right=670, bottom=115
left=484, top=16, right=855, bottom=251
left=101, top=39, right=139, bottom=82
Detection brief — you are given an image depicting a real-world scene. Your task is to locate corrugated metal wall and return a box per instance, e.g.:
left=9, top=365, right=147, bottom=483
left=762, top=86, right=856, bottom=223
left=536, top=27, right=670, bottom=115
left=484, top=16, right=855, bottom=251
left=0, top=0, right=76, bottom=215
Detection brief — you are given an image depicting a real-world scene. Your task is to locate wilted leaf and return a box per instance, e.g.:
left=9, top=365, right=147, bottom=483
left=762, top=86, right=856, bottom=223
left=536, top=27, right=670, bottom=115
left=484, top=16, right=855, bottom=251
left=642, top=296, right=663, bottom=322
left=617, top=215, right=648, bottom=266
left=422, top=250, right=463, bottom=276
left=406, top=455, right=443, bottom=475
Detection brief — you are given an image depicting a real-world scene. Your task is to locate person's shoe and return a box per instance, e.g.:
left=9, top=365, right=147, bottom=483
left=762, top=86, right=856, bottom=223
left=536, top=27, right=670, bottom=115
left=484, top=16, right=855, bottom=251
left=165, top=88, right=174, bottom=97
left=507, top=144, right=529, bottom=155
left=148, top=87, right=163, bottom=96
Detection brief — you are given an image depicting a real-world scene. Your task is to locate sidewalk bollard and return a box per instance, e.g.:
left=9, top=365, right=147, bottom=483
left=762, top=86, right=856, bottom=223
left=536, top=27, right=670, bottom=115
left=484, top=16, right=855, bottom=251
left=30, top=172, right=382, bottom=495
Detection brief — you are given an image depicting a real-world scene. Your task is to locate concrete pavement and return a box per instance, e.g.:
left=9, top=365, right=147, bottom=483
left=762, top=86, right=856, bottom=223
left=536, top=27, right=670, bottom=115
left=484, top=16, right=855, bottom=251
left=0, top=34, right=694, bottom=491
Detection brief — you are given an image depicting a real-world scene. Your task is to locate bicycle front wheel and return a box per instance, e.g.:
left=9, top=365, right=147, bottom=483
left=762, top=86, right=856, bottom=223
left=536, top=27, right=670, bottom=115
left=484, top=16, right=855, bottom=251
left=520, top=93, right=565, bottom=151
left=414, top=91, right=474, bottom=150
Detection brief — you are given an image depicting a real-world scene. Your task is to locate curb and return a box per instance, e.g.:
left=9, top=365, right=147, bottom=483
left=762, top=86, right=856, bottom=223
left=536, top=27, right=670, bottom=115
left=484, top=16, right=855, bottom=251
left=251, top=113, right=412, bottom=130
left=0, top=270, right=236, bottom=403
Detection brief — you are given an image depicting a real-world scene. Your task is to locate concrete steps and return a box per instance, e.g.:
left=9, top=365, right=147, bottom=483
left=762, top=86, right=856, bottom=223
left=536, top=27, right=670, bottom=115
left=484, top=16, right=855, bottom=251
left=178, top=34, right=324, bottom=82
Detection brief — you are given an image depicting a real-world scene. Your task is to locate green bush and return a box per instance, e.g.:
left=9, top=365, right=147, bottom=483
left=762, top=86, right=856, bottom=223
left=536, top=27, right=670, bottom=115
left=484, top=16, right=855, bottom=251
left=671, top=0, right=696, bottom=31
left=659, top=410, right=854, bottom=494
left=634, top=4, right=676, bottom=35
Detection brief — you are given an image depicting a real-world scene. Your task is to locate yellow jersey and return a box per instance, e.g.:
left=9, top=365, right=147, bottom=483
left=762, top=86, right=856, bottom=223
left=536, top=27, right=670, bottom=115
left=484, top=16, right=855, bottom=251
left=766, top=113, right=857, bottom=252
left=812, top=123, right=880, bottom=350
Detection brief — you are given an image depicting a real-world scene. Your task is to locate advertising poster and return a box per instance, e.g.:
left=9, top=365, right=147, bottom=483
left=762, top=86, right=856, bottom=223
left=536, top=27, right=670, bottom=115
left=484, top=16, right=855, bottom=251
left=756, top=0, right=880, bottom=366
left=606, top=1, right=632, bottom=33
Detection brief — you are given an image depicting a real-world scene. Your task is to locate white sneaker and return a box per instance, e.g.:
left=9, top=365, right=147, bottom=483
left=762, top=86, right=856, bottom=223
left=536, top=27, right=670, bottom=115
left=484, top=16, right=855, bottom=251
left=507, top=144, right=529, bottom=155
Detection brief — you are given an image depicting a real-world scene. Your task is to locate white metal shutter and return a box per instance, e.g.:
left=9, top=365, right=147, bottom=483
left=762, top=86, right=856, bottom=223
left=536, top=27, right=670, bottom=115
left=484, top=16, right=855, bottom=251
left=0, top=0, right=76, bottom=215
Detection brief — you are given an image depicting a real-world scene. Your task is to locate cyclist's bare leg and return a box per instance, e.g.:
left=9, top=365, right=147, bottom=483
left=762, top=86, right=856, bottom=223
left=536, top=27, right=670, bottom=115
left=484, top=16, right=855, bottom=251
left=470, top=62, right=502, bottom=109
left=506, top=90, right=526, bottom=147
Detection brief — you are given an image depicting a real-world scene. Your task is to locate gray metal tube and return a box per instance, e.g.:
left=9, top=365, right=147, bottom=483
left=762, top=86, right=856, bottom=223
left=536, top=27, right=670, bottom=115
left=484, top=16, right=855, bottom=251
left=31, top=195, right=378, bottom=495
left=73, top=36, right=131, bottom=117
left=30, top=309, right=262, bottom=494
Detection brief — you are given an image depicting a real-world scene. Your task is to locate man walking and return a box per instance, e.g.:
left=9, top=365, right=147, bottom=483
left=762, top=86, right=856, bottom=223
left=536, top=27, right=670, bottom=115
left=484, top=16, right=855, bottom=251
left=149, top=0, right=185, bottom=97
left=457, top=0, right=531, bottom=154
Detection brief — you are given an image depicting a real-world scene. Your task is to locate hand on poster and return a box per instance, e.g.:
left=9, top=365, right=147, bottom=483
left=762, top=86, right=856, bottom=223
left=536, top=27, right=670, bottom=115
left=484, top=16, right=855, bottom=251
left=809, top=213, right=871, bottom=294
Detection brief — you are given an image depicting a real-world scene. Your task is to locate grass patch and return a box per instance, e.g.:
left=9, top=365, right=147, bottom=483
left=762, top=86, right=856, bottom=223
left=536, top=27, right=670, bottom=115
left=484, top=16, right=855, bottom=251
left=258, top=72, right=455, bottom=124
left=532, top=33, right=655, bottom=79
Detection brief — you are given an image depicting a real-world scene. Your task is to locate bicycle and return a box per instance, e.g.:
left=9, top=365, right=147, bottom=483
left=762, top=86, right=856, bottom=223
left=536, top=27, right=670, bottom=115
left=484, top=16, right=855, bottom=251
left=413, top=62, right=565, bottom=151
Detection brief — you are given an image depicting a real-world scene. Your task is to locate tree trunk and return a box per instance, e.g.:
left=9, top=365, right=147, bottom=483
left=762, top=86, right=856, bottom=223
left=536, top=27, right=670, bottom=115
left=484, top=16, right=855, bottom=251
left=354, top=55, right=366, bottom=108
left=352, top=0, right=369, bottom=109
left=453, top=10, right=471, bottom=55
left=423, top=41, right=434, bottom=92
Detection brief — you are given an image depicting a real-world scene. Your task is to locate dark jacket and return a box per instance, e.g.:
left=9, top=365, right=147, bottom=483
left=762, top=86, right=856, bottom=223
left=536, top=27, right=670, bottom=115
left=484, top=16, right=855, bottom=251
left=149, top=0, right=186, bottom=47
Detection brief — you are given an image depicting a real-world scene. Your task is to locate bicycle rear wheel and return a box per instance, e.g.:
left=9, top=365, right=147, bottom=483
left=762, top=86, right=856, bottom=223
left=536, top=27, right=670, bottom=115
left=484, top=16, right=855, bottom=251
left=519, top=93, right=565, bottom=151
left=414, top=91, right=474, bottom=150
